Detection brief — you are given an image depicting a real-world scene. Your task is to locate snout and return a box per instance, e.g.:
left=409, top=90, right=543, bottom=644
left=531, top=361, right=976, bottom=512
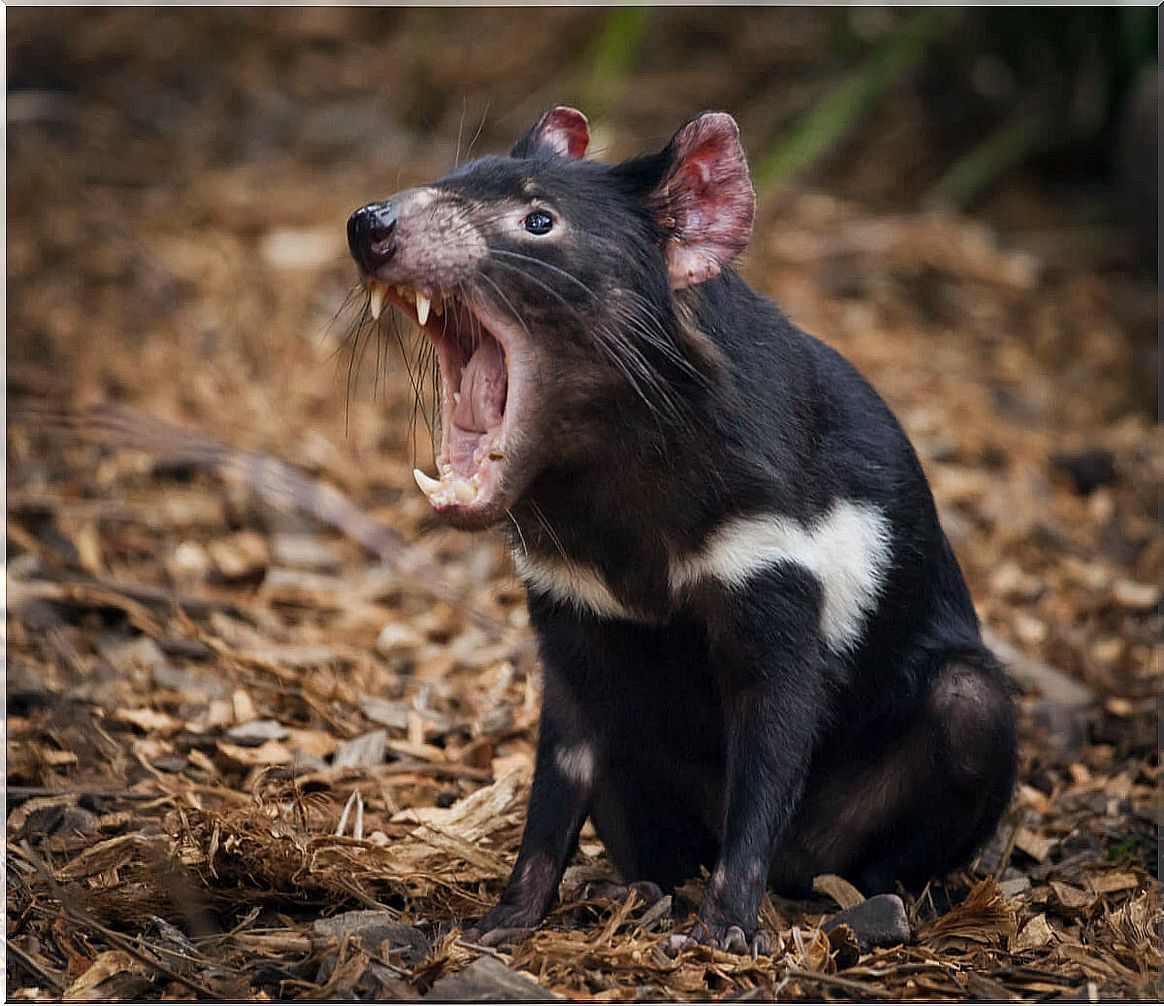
left=347, top=199, right=398, bottom=274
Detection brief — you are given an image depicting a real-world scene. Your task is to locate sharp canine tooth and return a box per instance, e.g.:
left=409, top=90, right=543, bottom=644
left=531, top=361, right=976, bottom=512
left=432, top=297, right=443, bottom=316
left=416, top=292, right=431, bottom=325
left=413, top=468, right=443, bottom=496
left=369, top=282, right=386, bottom=320
left=453, top=480, right=477, bottom=502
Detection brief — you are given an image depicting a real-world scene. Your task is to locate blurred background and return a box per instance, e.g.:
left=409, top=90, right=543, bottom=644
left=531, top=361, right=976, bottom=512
left=6, top=8, right=1160, bottom=999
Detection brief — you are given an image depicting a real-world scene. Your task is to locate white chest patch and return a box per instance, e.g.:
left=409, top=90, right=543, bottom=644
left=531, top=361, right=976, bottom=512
left=670, top=500, right=892, bottom=650
left=513, top=500, right=892, bottom=651
left=512, top=551, right=641, bottom=623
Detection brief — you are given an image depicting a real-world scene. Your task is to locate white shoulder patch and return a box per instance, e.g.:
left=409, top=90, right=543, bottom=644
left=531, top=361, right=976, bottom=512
left=670, top=501, right=892, bottom=650
left=513, top=552, right=642, bottom=623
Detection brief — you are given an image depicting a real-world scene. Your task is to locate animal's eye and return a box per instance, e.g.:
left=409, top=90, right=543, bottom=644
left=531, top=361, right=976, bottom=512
left=522, top=211, right=554, bottom=235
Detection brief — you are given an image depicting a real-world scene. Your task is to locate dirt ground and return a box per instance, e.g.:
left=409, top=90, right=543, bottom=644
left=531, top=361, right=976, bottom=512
left=6, top=9, right=1160, bottom=1001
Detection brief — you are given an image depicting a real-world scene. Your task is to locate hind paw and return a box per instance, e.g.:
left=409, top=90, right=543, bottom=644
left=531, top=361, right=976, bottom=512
left=461, top=904, right=542, bottom=947
left=584, top=880, right=666, bottom=907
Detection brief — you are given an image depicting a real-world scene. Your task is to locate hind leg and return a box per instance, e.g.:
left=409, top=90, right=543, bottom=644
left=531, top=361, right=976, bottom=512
left=590, top=765, right=721, bottom=892
left=771, top=656, right=1017, bottom=896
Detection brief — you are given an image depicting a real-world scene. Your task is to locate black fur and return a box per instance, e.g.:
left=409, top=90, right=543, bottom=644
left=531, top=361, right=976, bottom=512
left=349, top=111, right=1019, bottom=950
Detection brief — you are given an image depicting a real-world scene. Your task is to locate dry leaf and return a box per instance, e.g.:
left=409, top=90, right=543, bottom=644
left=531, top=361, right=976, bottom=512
left=216, top=739, right=293, bottom=766
left=63, top=950, right=152, bottom=1000
left=1050, top=880, right=1093, bottom=910
left=1013, top=913, right=1055, bottom=951
left=922, top=879, right=1018, bottom=952
left=1013, top=827, right=1056, bottom=863
left=1089, top=872, right=1140, bottom=895
left=812, top=873, right=866, bottom=909
left=112, top=707, right=185, bottom=735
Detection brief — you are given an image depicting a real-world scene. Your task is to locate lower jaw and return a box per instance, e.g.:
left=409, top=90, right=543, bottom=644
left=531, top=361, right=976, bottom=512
left=412, top=450, right=510, bottom=527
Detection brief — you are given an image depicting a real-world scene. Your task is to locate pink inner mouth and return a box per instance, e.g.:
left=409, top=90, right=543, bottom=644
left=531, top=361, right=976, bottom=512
left=372, top=284, right=518, bottom=517
left=449, top=334, right=507, bottom=476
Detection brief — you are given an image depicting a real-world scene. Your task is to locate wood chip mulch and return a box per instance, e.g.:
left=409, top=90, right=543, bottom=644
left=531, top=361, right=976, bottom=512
left=7, top=8, right=1159, bottom=1001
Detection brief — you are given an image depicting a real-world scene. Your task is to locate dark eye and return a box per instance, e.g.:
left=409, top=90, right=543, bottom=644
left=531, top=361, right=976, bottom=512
left=523, top=211, right=554, bottom=235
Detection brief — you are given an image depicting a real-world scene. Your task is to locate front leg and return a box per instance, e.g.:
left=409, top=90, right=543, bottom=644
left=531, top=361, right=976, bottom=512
left=463, top=667, right=593, bottom=944
left=673, top=568, right=830, bottom=955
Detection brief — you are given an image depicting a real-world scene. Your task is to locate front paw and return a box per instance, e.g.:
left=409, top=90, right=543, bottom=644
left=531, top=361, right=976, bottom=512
left=461, top=902, right=543, bottom=947
left=665, top=919, right=773, bottom=957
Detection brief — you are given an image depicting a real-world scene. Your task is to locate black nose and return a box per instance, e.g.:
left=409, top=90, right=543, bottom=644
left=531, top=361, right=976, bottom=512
left=347, top=200, right=398, bottom=273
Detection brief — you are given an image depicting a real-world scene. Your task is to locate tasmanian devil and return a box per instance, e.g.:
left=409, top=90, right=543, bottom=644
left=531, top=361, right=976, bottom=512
left=345, top=107, right=1018, bottom=954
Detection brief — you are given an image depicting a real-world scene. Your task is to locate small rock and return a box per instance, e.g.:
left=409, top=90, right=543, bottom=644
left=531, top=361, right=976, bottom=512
left=423, top=954, right=561, bottom=1001
left=226, top=719, right=291, bottom=746
left=22, top=804, right=100, bottom=838
left=823, top=893, right=910, bottom=950
left=313, top=911, right=430, bottom=964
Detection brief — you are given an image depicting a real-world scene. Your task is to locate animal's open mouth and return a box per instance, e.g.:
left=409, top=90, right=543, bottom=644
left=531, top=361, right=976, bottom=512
left=366, top=280, right=523, bottom=524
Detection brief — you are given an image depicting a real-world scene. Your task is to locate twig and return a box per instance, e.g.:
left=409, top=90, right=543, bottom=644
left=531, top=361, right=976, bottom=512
left=6, top=786, right=159, bottom=803
left=782, top=966, right=897, bottom=999
left=6, top=938, right=66, bottom=992
left=17, top=841, right=223, bottom=1000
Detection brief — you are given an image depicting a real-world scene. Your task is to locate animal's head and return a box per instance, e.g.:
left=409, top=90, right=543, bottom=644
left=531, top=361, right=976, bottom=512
left=346, top=107, right=755, bottom=529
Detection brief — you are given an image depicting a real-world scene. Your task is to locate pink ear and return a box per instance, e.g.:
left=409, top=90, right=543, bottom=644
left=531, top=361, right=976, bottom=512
left=512, top=106, right=590, bottom=159
left=654, top=113, right=755, bottom=289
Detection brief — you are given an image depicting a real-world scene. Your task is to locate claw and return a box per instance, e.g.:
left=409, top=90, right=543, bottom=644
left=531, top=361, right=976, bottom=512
left=477, top=926, right=533, bottom=948
left=723, top=925, right=748, bottom=954
left=750, top=929, right=773, bottom=957
left=663, top=920, right=774, bottom=958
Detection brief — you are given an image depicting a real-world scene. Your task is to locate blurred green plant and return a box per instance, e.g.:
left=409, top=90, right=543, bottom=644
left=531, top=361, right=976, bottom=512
left=754, top=9, right=952, bottom=191
left=754, top=7, right=1157, bottom=211
left=580, top=6, right=652, bottom=122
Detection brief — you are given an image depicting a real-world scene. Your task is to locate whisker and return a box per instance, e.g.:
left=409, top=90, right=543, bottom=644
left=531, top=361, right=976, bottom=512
left=466, top=101, right=490, bottom=161
left=506, top=508, right=528, bottom=557
left=529, top=500, right=569, bottom=566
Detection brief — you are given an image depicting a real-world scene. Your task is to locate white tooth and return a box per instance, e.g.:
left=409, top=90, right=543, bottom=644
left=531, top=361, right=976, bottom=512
left=413, top=468, right=443, bottom=496
left=415, top=292, right=431, bottom=325
left=369, top=282, right=386, bottom=320
left=453, top=480, right=477, bottom=502
left=453, top=391, right=461, bottom=405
